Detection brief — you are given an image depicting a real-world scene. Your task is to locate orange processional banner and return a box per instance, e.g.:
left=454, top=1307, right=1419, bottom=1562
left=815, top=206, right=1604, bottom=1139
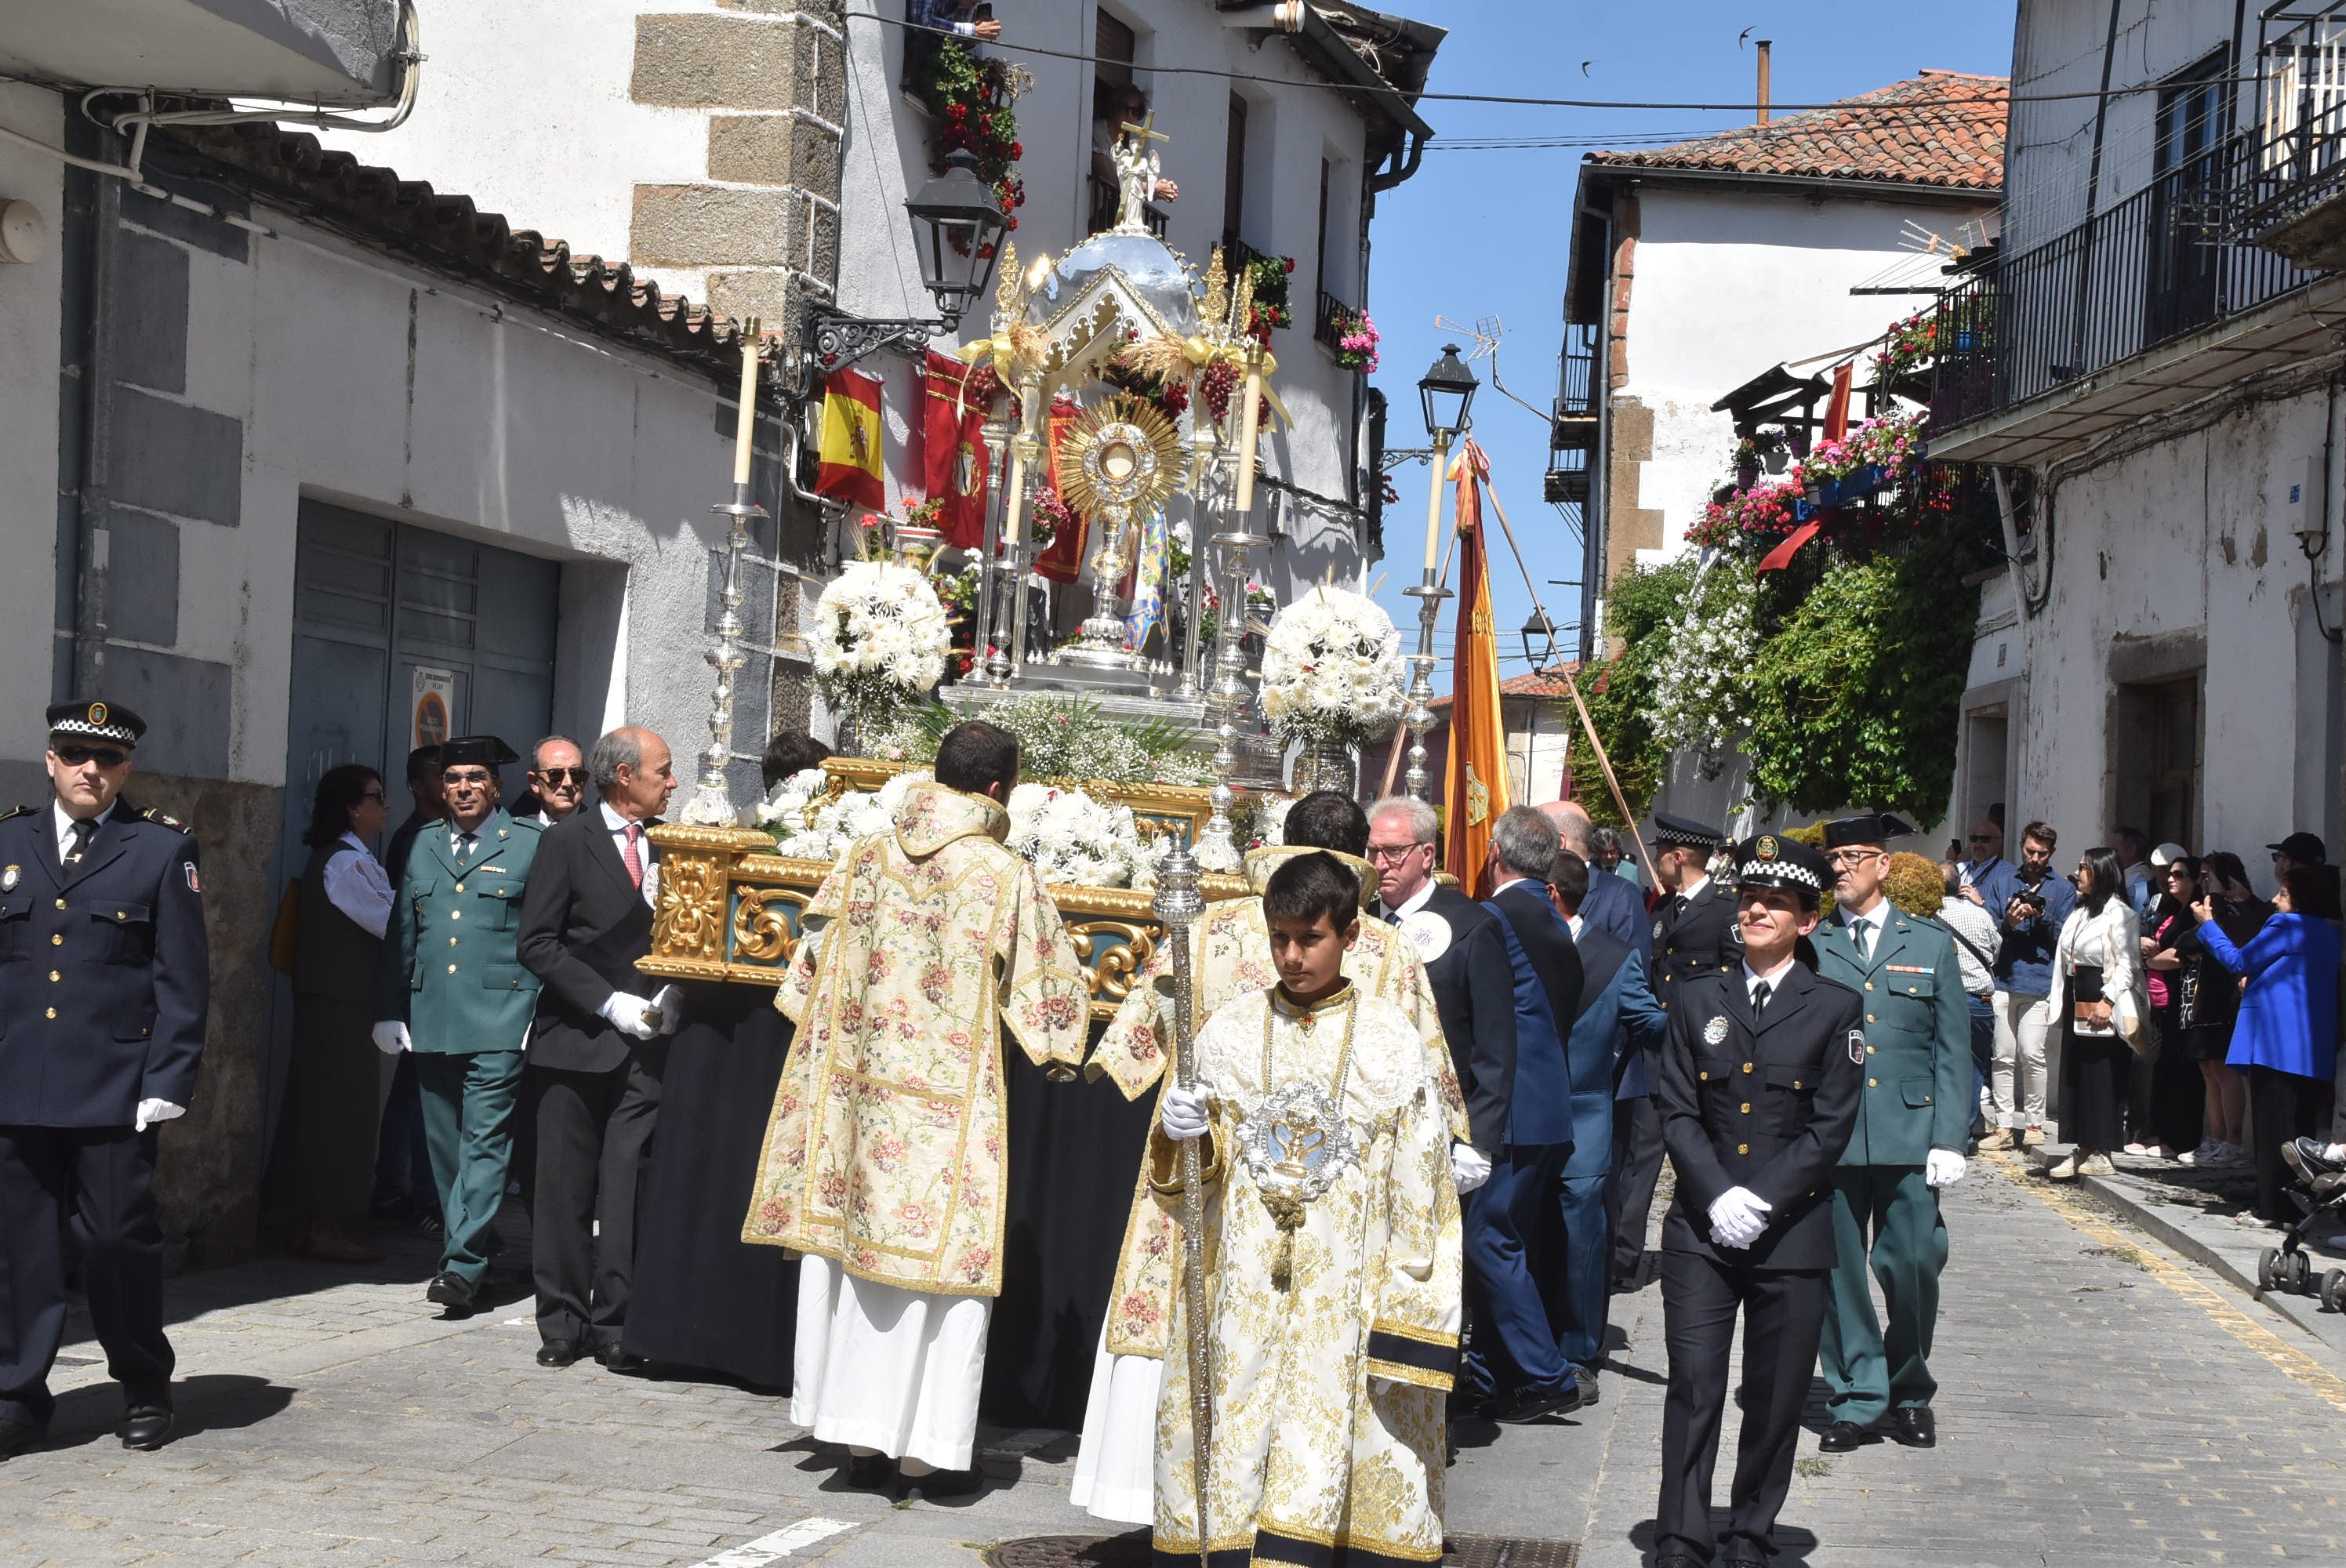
left=1442, top=437, right=1511, bottom=898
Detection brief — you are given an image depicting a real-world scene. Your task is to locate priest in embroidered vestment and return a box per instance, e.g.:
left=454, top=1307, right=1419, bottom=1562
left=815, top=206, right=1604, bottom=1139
left=741, top=722, right=1089, bottom=1494
left=1073, top=792, right=1469, bottom=1526
left=1150, top=852, right=1463, bottom=1565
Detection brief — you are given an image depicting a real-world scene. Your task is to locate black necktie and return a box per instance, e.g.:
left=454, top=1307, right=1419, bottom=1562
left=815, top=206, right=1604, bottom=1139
left=1674, top=894, right=1690, bottom=916
left=457, top=833, right=477, bottom=865
left=65, top=818, right=95, bottom=866
left=1749, top=980, right=1770, bottom=1024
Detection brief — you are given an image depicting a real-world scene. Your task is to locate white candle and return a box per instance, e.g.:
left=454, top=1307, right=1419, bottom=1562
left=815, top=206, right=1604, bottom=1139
left=732, top=318, right=761, bottom=488
left=1422, top=434, right=1448, bottom=572
left=1234, top=350, right=1265, bottom=517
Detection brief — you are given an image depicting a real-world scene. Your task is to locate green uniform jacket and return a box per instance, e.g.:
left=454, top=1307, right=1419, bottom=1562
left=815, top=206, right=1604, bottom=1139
left=378, top=808, right=543, bottom=1053
left=1811, top=906, right=1970, bottom=1165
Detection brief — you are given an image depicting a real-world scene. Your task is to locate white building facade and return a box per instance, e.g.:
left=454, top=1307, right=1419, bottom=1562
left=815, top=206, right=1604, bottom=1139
left=1930, top=1, right=2346, bottom=884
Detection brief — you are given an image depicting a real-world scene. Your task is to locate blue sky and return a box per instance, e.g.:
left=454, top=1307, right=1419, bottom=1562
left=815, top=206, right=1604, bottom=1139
left=1361, top=2, right=2017, bottom=682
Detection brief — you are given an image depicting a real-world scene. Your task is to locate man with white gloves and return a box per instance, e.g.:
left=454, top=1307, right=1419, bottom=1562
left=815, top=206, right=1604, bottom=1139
left=1812, top=813, right=1976, bottom=1455
left=515, top=728, right=680, bottom=1373
left=1652, top=833, right=1864, bottom=1568
left=375, top=735, right=547, bottom=1316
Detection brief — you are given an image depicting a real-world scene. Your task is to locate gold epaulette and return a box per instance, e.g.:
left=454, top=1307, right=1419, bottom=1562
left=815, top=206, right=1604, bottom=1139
left=138, top=805, right=194, bottom=834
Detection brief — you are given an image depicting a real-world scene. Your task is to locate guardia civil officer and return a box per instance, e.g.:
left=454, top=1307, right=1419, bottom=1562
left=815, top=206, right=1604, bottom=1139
left=1610, top=811, right=1738, bottom=1289
left=375, top=735, right=544, bottom=1315
left=1654, top=833, right=1863, bottom=1568
left=0, top=702, right=207, bottom=1457
left=1812, top=813, right=1971, bottom=1453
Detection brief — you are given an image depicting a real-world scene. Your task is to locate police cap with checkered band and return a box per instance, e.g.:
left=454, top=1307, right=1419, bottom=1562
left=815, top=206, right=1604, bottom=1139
left=47, top=699, right=144, bottom=749
left=1730, top=832, right=1832, bottom=906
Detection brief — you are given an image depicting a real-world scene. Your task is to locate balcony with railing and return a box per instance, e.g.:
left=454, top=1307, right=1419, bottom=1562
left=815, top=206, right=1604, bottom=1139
left=1087, top=173, right=1167, bottom=238
left=1928, top=131, right=2330, bottom=458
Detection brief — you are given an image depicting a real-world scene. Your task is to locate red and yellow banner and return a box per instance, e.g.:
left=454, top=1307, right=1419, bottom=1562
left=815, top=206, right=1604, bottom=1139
left=815, top=366, right=885, bottom=510
left=1442, top=437, right=1510, bottom=898
left=921, top=350, right=990, bottom=549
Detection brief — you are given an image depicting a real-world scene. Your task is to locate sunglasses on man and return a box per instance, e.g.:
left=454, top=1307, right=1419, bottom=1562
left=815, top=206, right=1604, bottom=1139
left=53, top=745, right=129, bottom=768
left=533, top=767, right=589, bottom=786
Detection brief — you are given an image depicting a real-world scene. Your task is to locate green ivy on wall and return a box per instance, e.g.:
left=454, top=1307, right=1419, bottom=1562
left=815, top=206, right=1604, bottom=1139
left=1578, top=558, right=1690, bottom=829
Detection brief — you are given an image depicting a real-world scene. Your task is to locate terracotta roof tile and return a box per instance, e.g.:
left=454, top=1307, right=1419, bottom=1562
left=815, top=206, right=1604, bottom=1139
left=1428, top=664, right=1582, bottom=710
left=1586, top=70, right=2005, bottom=191
left=159, top=122, right=753, bottom=374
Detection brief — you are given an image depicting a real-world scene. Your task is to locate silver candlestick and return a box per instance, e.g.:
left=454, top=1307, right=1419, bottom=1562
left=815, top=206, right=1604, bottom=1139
left=681, top=484, right=764, bottom=825
left=1399, top=569, right=1451, bottom=803
left=1195, top=523, right=1267, bottom=870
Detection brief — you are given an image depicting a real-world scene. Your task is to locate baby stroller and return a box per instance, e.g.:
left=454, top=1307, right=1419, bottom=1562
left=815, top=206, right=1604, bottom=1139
left=2257, top=1147, right=2346, bottom=1309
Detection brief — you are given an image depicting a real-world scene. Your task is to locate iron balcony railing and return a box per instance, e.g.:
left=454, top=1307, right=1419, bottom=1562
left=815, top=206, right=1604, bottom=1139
left=1932, top=132, right=2315, bottom=430
left=1313, top=288, right=1355, bottom=354
left=1088, top=173, right=1167, bottom=238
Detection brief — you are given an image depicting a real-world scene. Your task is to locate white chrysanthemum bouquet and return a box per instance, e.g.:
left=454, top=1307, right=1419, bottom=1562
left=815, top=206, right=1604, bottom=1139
left=812, top=561, right=950, bottom=745
left=1258, top=585, right=1405, bottom=748
left=756, top=767, right=931, bottom=864
left=1007, top=782, right=1163, bottom=890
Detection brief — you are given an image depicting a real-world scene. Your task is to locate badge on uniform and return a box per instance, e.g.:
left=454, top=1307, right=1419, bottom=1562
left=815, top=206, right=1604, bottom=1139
left=0, top=864, right=16, bottom=892
left=184, top=863, right=201, bottom=893
left=1847, top=1028, right=1866, bottom=1064
left=1399, top=910, right=1452, bottom=964
left=1652, top=917, right=1665, bottom=941
left=1703, top=1015, right=1730, bottom=1045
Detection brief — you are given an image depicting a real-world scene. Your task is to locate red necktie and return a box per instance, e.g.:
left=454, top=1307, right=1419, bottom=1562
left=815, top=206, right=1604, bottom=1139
left=622, top=821, right=645, bottom=889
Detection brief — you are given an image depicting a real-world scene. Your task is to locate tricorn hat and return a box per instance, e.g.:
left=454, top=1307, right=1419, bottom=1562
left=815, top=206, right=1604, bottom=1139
left=438, top=735, right=520, bottom=771
left=1821, top=813, right=1918, bottom=851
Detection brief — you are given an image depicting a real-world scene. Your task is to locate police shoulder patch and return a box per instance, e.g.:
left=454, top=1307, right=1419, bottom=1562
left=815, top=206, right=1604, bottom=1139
left=1652, top=917, right=1665, bottom=940
left=1847, top=1029, right=1867, bottom=1065
left=1703, top=1014, right=1730, bottom=1045
left=139, top=806, right=193, bottom=834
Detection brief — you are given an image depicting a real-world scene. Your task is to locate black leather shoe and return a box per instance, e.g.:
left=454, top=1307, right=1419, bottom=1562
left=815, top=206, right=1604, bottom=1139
left=119, top=1403, right=174, bottom=1451
left=424, top=1271, right=476, bottom=1310
left=536, top=1339, right=584, bottom=1368
left=1570, top=1364, right=1600, bottom=1406
left=1819, top=1419, right=1879, bottom=1452
left=1653, top=1555, right=1706, bottom=1568
left=908, top=1465, right=982, bottom=1497
left=1483, top=1382, right=1584, bottom=1424
left=0, top=1416, right=43, bottom=1461
left=594, top=1345, right=648, bottom=1374
left=844, top=1451, right=895, bottom=1490
left=2285, top=1137, right=2343, bottom=1181
left=1890, top=1406, right=1937, bottom=1447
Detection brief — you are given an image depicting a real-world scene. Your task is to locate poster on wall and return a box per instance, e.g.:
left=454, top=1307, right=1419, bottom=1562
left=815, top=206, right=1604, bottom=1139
left=410, top=666, right=456, bottom=752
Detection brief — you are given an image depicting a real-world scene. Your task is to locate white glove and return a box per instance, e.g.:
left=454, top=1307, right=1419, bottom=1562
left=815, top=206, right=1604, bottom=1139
left=652, top=984, right=685, bottom=1035
left=598, top=992, right=663, bottom=1041
left=1926, top=1149, right=1968, bottom=1189
left=133, top=1098, right=184, bottom=1133
left=1451, top=1142, right=1494, bottom=1194
left=1160, top=1085, right=1209, bottom=1141
left=371, top=1020, right=412, bottom=1055
left=1708, top=1186, right=1773, bottom=1249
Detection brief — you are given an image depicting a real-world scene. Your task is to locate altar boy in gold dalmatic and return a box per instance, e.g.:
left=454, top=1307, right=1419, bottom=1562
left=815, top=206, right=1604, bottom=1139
left=1073, top=792, right=1468, bottom=1526
left=741, top=722, right=1090, bottom=1496
left=1150, top=851, right=1462, bottom=1565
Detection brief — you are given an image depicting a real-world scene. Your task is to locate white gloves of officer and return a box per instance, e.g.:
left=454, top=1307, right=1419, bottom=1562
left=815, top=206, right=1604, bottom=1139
left=1708, top=1186, right=1773, bottom=1248
left=133, top=1099, right=184, bottom=1133
left=1926, top=1149, right=1968, bottom=1189
left=1160, top=1085, right=1210, bottom=1141
left=1451, top=1143, right=1494, bottom=1195
left=600, top=985, right=683, bottom=1041
left=371, top=1021, right=412, bottom=1055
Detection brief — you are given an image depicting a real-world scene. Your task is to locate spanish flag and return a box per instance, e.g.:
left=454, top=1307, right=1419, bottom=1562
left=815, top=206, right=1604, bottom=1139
left=1442, top=438, right=1511, bottom=898
left=815, top=367, right=885, bottom=510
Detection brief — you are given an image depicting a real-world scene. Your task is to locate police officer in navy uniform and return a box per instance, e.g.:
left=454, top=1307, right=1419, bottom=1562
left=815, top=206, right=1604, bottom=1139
left=1611, top=811, right=1738, bottom=1288
left=1653, top=833, right=1864, bottom=1568
left=0, top=702, right=208, bottom=1457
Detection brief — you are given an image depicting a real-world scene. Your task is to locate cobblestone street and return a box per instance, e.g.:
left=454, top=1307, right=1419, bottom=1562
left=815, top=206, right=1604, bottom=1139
left=8, top=1155, right=2346, bottom=1566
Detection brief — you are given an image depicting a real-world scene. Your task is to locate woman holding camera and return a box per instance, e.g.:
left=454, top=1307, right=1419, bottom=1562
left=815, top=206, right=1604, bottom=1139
left=2045, top=848, right=2141, bottom=1180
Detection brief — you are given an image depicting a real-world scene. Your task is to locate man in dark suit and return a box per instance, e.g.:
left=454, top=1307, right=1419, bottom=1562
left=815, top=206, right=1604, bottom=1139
left=1465, top=807, right=1587, bottom=1420
left=1541, top=800, right=1650, bottom=963
left=1366, top=794, right=1514, bottom=1188
left=1654, top=833, right=1864, bottom=1568
left=0, top=701, right=208, bottom=1457
left=1545, top=848, right=1666, bottom=1396
left=516, top=727, right=681, bottom=1371
left=1611, top=811, right=1737, bottom=1287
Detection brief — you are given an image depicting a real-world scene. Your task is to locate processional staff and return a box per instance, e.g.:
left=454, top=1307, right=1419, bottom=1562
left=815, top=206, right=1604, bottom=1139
left=1151, top=844, right=1212, bottom=1568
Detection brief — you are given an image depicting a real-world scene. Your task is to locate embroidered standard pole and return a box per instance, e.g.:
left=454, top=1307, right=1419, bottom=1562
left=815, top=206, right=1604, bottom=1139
left=1152, top=844, right=1213, bottom=1567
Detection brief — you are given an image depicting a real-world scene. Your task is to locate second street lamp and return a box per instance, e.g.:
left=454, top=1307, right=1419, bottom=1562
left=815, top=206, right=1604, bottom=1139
left=1520, top=608, right=1557, bottom=671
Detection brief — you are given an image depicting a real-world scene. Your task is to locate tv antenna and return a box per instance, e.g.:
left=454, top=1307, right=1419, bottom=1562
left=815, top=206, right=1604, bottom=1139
left=1433, top=313, right=1551, bottom=426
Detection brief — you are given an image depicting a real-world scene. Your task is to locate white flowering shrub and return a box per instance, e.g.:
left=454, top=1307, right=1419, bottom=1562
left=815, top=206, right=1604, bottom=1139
left=1646, top=562, right=1759, bottom=778
left=1258, top=586, right=1405, bottom=747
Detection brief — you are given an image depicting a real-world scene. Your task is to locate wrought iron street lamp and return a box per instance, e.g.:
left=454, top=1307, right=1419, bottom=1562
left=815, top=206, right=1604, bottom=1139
left=1519, top=608, right=1557, bottom=671
left=1400, top=346, right=1482, bottom=799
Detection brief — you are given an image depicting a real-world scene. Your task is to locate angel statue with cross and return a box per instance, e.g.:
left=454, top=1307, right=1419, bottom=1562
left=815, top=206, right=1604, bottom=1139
left=1111, top=108, right=1176, bottom=233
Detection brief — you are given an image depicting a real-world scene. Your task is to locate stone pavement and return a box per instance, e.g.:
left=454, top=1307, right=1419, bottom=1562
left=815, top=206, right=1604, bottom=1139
left=9, top=1156, right=2346, bottom=1566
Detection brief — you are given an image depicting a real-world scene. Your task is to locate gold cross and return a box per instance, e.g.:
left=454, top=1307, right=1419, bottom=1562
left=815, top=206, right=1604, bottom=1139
left=1119, top=110, right=1168, bottom=148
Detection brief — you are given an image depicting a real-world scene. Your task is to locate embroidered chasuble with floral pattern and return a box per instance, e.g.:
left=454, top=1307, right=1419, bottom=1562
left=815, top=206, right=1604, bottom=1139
left=1088, top=845, right=1467, bottom=1359
left=1149, top=985, right=1461, bottom=1566
left=743, top=781, right=1090, bottom=1295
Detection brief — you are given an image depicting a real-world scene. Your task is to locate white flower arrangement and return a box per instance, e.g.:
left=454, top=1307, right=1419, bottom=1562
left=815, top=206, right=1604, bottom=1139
left=1007, top=782, right=1165, bottom=890
left=1647, top=561, right=1759, bottom=778
left=1258, top=585, right=1405, bottom=747
left=756, top=767, right=932, bottom=864
left=812, top=561, right=951, bottom=738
